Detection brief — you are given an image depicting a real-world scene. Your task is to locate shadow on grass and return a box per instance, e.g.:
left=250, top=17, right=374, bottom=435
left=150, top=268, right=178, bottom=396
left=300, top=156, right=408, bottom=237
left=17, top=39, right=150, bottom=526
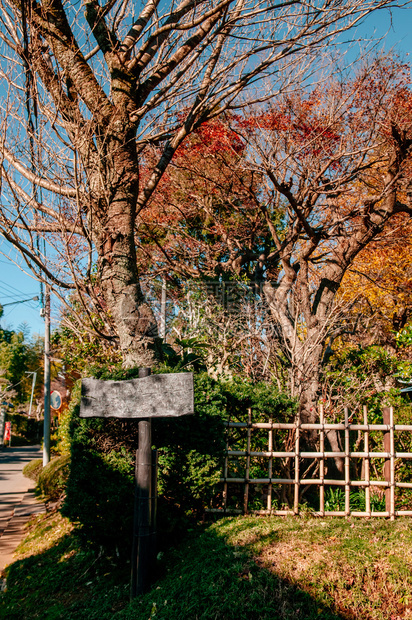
left=0, top=518, right=347, bottom=620
left=0, top=525, right=131, bottom=620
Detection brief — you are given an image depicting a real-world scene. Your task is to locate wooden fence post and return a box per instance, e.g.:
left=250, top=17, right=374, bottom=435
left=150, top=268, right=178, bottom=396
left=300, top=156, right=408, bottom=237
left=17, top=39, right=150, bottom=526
left=383, top=406, right=391, bottom=516
left=363, top=406, right=371, bottom=517
left=243, top=409, right=252, bottom=514
left=319, top=404, right=325, bottom=516
left=294, top=413, right=300, bottom=515
left=344, top=407, right=350, bottom=517
left=390, top=406, right=395, bottom=521
left=223, top=426, right=229, bottom=514
left=150, top=448, right=158, bottom=576
left=267, top=419, right=273, bottom=512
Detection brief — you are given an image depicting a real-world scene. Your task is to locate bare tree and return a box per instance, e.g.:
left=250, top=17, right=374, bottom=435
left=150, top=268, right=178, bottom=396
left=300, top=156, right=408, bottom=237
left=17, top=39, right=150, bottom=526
left=0, top=0, right=404, bottom=367
left=169, top=281, right=272, bottom=380
left=141, top=57, right=412, bottom=432
left=202, top=57, right=412, bottom=449
left=250, top=59, right=412, bottom=429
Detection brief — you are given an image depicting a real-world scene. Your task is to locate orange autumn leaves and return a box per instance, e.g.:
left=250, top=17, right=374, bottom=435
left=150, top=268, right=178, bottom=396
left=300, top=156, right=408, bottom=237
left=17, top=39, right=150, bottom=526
left=340, top=215, right=412, bottom=338
left=137, top=58, right=412, bottom=306
left=137, top=117, right=261, bottom=277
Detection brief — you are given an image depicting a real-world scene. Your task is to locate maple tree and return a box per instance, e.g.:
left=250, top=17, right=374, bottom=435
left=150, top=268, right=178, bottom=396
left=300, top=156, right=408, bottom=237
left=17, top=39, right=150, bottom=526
left=339, top=214, right=412, bottom=347
left=261, top=63, right=412, bottom=433
left=253, top=62, right=412, bottom=430
left=143, top=58, right=412, bottom=449
left=137, top=116, right=264, bottom=280
left=0, top=0, right=402, bottom=367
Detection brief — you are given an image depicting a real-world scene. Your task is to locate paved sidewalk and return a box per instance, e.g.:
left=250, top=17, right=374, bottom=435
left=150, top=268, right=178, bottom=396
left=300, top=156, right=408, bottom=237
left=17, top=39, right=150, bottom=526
left=0, top=445, right=46, bottom=574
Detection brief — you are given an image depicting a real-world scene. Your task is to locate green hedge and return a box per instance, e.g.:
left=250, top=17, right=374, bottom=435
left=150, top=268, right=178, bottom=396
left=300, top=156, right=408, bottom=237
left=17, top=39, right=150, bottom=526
left=61, top=369, right=295, bottom=549
left=37, top=455, right=71, bottom=501
left=22, top=458, right=43, bottom=482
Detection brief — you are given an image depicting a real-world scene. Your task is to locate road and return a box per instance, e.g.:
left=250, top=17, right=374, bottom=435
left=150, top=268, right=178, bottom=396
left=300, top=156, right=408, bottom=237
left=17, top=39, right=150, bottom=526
left=0, top=445, right=42, bottom=537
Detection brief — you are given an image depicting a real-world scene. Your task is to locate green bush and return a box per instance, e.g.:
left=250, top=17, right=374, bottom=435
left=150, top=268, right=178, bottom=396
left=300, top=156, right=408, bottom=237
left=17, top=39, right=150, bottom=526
left=23, top=458, right=43, bottom=482
left=59, top=368, right=294, bottom=547
left=62, top=370, right=224, bottom=548
left=61, top=367, right=295, bottom=549
left=37, top=454, right=71, bottom=501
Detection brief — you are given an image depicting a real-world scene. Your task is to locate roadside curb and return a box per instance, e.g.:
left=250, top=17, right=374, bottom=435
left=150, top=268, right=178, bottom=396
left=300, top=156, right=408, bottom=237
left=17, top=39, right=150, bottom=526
left=0, top=491, right=46, bottom=576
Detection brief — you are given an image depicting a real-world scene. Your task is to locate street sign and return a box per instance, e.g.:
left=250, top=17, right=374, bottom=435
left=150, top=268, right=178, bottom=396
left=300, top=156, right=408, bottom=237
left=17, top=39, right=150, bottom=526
left=50, top=390, right=62, bottom=410
left=80, top=372, right=194, bottom=419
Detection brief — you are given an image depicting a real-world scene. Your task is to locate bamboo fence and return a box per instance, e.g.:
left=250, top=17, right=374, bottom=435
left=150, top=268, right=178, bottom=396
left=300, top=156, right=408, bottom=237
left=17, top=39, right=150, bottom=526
left=209, top=406, right=412, bottom=519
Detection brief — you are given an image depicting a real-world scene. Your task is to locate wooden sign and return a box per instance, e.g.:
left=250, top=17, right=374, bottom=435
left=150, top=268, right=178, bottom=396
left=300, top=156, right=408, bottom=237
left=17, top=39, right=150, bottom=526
left=80, top=372, right=194, bottom=419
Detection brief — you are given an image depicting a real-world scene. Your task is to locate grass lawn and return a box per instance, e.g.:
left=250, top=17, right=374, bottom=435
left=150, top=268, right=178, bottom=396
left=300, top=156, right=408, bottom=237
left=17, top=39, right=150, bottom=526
left=1, top=512, right=412, bottom=619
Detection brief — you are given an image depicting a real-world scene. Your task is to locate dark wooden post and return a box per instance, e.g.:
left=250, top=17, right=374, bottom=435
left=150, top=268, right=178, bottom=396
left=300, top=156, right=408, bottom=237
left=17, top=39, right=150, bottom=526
left=131, top=368, right=152, bottom=598
left=383, top=407, right=390, bottom=514
left=150, top=448, right=158, bottom=576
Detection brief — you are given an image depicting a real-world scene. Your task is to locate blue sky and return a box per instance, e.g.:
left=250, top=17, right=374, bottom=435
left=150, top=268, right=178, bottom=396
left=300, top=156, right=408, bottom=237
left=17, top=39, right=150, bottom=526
left=0, top=256, right=45, bottom=337
left=0, top=4, right=411, bottom=338
left=362, top=6, right=412, bottom=52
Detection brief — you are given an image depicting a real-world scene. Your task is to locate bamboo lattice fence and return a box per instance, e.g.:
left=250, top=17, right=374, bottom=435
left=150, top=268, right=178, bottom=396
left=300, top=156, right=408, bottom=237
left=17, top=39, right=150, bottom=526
left=209, top=406, right=412, bottom=519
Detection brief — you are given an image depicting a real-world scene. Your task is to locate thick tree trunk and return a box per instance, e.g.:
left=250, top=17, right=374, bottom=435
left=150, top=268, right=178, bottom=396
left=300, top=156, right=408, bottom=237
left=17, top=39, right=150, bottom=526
left=293, top=335, right=345, bottom=477
left=264, top=281, right=345, bottom=477
left=297, top=356, right=321, bottom=424
left=93, top=127, right=158, bottom=368
left=298, top=362, right=344, bottom=477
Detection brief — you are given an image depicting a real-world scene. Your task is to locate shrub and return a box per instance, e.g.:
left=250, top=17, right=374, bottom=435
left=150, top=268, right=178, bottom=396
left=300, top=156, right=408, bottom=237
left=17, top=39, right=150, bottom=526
left=7, top=412, right=42, bottom=444
left=61, top=367, right=294, bottom=549
left=37, top=454, right=71, bottom=501
left=324, top=487, right=386, bottom=512
left=23, top=458, right=43, bottom=482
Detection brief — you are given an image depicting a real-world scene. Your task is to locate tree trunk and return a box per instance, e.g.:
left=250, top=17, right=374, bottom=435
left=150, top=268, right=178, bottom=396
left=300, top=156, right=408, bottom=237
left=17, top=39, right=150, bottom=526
left=264, top=278, right=346, bottom=478
left=94, top=128, right=158, bottom=368
left=297, top=357, right=344, bottom=478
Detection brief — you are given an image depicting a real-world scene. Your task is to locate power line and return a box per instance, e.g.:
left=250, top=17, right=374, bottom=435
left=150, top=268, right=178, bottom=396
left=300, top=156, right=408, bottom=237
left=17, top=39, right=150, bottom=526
left=0, top=274, right=33, bottom=292
left=5, top=365, right=42, bottom=392
left=0, top=284, right=38, bottom=294
left=1, top=295, right=39, bottom=308
left=0, top=293, right=39, bottom=306
left=0, top=280, right=36, bottom=298
left=2, top=308, right=38, bottom=323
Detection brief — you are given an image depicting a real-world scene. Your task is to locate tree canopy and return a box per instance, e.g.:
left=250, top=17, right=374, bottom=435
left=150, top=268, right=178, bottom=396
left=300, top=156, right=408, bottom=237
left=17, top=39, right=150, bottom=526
left=0, top=0, right=403, bottom=368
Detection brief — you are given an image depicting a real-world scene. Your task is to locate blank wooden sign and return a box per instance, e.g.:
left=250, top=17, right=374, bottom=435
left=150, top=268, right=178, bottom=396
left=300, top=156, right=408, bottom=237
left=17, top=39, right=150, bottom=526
left=80, top=372, right=194, bottom=419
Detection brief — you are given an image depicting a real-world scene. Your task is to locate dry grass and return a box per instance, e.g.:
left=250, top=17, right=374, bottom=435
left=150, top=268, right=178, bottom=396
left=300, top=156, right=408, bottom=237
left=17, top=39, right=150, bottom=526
left=14, top=512, right=74, bottom=560
left=216, top=516, right=412, bottom=620
left=259, top=538, right=410, bottom=619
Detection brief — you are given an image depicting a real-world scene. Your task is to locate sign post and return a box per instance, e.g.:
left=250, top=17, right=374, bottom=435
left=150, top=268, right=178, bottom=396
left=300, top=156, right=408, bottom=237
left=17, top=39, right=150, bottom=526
left=80, top=370, right=194, bottom=597
left=132, top=367, right=153, bottom=597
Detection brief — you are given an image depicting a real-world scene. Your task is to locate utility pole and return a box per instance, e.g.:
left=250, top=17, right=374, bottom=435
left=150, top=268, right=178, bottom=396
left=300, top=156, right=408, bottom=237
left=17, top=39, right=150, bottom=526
left=160, top=278, right=166, bottom=339
left=43, top=286, right=51, bottom=466
left=25, top=371, right=37, bottom=417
